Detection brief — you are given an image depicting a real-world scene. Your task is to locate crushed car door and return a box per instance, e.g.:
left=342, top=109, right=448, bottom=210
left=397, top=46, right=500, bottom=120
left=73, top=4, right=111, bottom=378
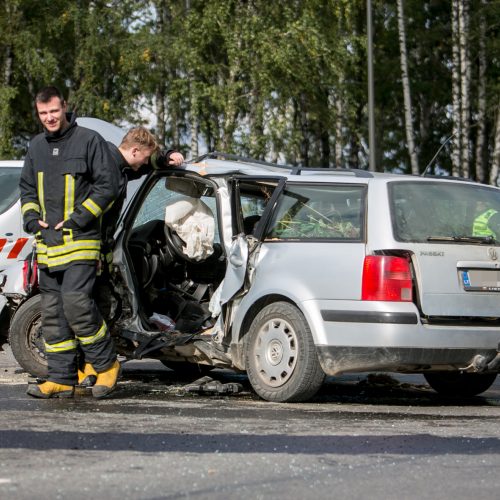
left=219, top=177, right=285, bottom=306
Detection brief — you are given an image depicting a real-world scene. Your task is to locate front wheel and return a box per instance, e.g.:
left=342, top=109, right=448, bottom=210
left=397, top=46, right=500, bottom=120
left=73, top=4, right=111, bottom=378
left=424, top=371, right=497, bottom=397
left=245, top=301, right=324, bottom=402
left=9, top=294, right=47, bottom=378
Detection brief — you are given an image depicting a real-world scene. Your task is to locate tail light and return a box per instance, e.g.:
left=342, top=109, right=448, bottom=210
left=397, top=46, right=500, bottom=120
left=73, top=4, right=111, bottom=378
left=22, top=256, right=38, bottom=293
left=362, top=255, right=413, bottom=302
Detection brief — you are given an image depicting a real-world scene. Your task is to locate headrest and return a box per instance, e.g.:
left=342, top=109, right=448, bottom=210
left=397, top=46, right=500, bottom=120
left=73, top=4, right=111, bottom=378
left=165, top=177, right=204, bottom=198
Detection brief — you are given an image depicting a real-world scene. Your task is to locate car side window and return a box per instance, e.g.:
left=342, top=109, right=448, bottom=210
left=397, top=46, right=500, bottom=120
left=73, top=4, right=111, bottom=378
left=235, top=180, right=279, bottom=235
left=266, top=184, right=365, bottom=241
left=0, top=167, right=22, bottom=215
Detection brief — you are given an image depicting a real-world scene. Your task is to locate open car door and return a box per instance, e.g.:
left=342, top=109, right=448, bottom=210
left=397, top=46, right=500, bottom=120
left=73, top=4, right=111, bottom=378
left=218, top=177, right=286, bottom=307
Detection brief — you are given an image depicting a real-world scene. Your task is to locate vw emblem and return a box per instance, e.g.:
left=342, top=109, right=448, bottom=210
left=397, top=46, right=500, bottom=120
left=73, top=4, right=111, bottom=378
left=487, top=248, right=498, bottom=261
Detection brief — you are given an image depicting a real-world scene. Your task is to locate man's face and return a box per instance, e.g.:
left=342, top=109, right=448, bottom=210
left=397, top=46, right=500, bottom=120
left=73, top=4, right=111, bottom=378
left=36, top=96, right=68, bottom=133
left=128, top=147, right=154, bottom=171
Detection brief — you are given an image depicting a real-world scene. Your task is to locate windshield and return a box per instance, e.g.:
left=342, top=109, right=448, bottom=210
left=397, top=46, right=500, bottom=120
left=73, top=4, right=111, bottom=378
left=389, top=181, right=500, bottom=243
left=0, top=167, right=22, bottom=215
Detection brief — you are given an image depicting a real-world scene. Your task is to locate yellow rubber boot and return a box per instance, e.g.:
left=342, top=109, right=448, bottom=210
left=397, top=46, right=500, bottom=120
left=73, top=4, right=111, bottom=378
left=77, top=363, right=98, bottom=387
left=92, top=360, right=121, bottom=399
left=27, top=381, right=75, bottom=399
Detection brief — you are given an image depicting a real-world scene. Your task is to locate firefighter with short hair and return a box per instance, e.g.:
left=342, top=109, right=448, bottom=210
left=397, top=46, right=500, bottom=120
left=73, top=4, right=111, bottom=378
left=20, top=86, right=121, bottom=399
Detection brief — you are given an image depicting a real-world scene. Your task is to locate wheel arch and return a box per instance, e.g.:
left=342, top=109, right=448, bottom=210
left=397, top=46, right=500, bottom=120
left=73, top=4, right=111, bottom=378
left=231, top=293, right=301, bottom=369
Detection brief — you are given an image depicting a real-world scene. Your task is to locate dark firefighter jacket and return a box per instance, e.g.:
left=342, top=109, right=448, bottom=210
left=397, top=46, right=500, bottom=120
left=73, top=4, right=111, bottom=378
left=20, top=113, right=119, bottom=271
left=100, top=143, right=175, bottom=252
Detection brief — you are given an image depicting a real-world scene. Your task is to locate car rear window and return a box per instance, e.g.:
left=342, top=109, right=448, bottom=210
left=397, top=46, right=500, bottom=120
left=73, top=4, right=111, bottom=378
left=389, top=181, right=500, bottom=243
left=0, top=167, right=22, bottom=215
left=266, top=183, right=365, bottom=241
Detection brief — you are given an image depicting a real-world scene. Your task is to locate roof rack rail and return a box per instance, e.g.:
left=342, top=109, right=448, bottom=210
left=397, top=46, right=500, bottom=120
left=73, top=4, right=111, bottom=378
left=289, top=166, right=373, bottom=178
left=196, top=151, right=292, bottom=169
left=196, top=151, right=373, bottom=178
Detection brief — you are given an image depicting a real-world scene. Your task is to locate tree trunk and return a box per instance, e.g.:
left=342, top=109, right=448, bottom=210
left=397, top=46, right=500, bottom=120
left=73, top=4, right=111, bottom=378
left=489, top=101, right=500, bottom=186
left=333, top=88, right=343, bottom=168
left=396, top=0, right=419, bottom=174
left=190, top=89, right=199, bottom=159
left=474, top=0, right=487, bottom=183
left=451, top=0, right=461, bottom=177
left=458, top=0, right=471, bottom=178
left=156, top=87, right=166, bottom=146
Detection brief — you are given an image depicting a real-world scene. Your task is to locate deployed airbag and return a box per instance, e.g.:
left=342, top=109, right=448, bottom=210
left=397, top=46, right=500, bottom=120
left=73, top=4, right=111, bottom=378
left=165, top=196, right=214, bottom=260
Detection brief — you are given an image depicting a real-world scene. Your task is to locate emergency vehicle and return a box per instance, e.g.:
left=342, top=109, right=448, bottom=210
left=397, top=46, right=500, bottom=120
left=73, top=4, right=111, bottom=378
left=0, top=160, right=30, bottom=270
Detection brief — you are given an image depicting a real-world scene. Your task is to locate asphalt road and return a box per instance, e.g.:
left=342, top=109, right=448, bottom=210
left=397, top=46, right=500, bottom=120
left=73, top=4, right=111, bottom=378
left=0, top=347, right=499, bottom=500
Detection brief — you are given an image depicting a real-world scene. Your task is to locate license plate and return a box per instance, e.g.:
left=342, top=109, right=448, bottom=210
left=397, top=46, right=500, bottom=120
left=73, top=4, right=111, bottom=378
left=461, top=269, right=500, bottom=291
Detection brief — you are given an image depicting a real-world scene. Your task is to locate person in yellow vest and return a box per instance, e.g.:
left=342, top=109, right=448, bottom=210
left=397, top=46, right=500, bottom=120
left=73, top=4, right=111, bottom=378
left=472, top=204, right=499, bottom=239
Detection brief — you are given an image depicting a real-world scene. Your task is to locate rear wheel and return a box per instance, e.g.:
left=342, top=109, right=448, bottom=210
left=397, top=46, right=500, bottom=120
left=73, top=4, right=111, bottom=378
left=424, top=371, right=497, bottom=397
left=245, top=301, right=324, bottom=402
left=9, top=295, right=47, bottom=378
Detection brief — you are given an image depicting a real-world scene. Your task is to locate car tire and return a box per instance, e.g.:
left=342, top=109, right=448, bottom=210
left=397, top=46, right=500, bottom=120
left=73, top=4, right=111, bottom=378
left=245, top=301, right=325, bottom=402
left=424, top=371, right=497, bottom=397
left=9, top=294, right=47, bottom=378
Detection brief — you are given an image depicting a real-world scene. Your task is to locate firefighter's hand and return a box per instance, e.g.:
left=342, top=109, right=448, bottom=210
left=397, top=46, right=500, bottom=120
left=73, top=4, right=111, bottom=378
left=38, top=220, right=49, bottom=229
left=54, top=221, right=64, bottom=230
left=169, top=152, right=184, bottom=166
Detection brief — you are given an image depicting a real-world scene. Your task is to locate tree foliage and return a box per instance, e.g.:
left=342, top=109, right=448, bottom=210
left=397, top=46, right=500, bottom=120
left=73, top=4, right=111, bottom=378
left=0, top=0, right=499, bottom=183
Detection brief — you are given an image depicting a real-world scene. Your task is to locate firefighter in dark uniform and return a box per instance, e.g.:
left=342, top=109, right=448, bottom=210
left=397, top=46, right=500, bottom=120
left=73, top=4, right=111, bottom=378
left=77, top=127, right=184, bottom=386
left=20, top=86, right=121, bottom=399
left=101, top=126, right=184, bottom=256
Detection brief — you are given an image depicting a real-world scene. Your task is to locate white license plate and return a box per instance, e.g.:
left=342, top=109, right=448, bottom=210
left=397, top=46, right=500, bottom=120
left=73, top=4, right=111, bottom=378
left=461, top=269, right=500, bottom=291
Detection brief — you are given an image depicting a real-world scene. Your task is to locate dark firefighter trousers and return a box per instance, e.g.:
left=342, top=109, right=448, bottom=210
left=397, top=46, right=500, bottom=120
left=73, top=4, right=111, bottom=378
left=39, top=263, right=116, bottom=385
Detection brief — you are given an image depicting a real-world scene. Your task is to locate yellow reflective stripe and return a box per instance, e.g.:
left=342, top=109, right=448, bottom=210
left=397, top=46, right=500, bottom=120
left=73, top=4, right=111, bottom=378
left=46, top=239, right=100, bottom=257
left=37, top=172, right=46, bottom=219
left=44, top=338, right=78, bottom=353
left=44, top=250, right=100, bottom=268
left=77, top=321, right=107, bottom=346
left=21, top=202, right=40, bottom=215
left=63, top=228, right=73, bottom=245
left=82, top=198, right=103, bottom=217
left=64, top=174, right=75, bottom=220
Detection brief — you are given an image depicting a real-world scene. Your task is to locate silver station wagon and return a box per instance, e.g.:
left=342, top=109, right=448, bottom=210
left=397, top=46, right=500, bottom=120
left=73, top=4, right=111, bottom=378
left=6, top=153, right=500, bottom=401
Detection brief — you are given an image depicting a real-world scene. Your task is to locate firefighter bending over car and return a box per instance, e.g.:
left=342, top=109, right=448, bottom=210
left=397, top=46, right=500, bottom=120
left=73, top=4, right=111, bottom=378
left=20, top=86, right=121, bottom=399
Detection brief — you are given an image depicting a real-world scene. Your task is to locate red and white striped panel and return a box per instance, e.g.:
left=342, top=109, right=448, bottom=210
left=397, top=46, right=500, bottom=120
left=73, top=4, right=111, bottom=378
left=0, top=237, right=30, bottom=259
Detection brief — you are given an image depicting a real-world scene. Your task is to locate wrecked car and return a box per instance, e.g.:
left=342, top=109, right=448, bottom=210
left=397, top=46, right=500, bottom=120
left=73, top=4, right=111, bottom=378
left=4, top=153, right=500, bottom=401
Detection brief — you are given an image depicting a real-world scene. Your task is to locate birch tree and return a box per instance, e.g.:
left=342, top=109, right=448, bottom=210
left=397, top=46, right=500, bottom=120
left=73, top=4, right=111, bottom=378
left=458, top=0, right=471, bottom=178
left=396, top=0, right=419, bottom=174
left=490, top=102, right=500, bottom=187
left=474, top=0, right=487, bottom=183
left=451, top=0, right=462, bottom=176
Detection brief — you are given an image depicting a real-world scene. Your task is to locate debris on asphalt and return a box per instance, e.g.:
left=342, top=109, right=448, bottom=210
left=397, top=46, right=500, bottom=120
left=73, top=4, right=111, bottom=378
left=183, top=376, right=244, bottom=395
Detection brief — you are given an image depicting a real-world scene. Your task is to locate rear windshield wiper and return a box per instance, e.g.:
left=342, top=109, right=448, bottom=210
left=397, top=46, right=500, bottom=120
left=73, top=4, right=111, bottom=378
left=427, top=235, right=496, bottom=244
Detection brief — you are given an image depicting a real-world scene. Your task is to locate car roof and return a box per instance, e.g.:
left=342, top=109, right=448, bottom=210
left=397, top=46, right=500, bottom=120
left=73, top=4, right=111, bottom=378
left=181, top=153, right=489, bottom=187
left=0, top=160, right=23, bottom=168
left=76, top=117, right=126, bottom=146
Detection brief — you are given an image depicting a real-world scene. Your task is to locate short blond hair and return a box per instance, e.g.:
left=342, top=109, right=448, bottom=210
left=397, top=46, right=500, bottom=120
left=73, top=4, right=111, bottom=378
left=120, top=126, right=159, bottom=152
